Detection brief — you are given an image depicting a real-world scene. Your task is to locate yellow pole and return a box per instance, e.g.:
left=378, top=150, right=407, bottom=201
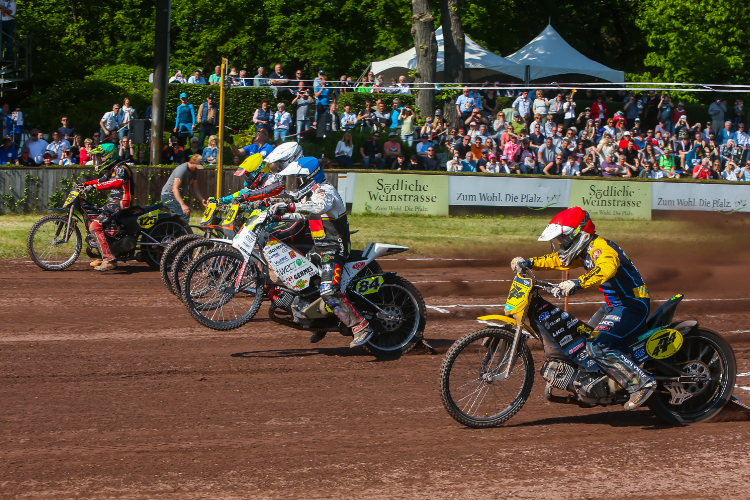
left=216, top=57, right=228, bottom=199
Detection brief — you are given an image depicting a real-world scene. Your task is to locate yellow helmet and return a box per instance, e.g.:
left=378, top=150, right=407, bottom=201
left=234, top=153, right=269, bottom=186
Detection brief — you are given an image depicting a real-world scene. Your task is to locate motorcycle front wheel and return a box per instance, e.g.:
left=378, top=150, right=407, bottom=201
left=160, top=233, right=203, bottom=294
left=141, top=220, right=191, bottom=270
left=172, top=238, right=223, bottom=302
left=182, top=247, right=264, bottom=330
left=27, top=215, right=82, bottom=271
left=645, top=328, right=736, bottom=425
left=439, top=328, right=534, bottom=428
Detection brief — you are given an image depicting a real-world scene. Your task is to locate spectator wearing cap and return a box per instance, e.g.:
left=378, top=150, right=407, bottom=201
left=18, top=146, right=36, bottom=166
left=314, top=75, right=332, bottom=124
left=456, top=88, right=477, bottom=123
left=313, top=70, right=325, bottom=89
left=161, top=155, right=207, bottom=223
left=252, top=67, right=267, bottom=87
left=196, top=93, right=218, bottom=148
left=383, top=132, right=402, bottom=169
left=416, top=133, right=431, bottom=159
left=397, top=75, right=411, bottom=95
left=173, top=93, right=195, bottom=147
left=0, top=136, right=17, bottom=164
left=576, top=107, right=593, bottom=131
left=99, top=103, right=121, bottom=141
left=512, top=90, right=534, bottom=131
left=484, top=154, right=500, bottom=173
left=209, top=65, right=222, bottom=85
left=187, top=70, right=206, bottom=84
left=476, top=148, right=491, bottom=172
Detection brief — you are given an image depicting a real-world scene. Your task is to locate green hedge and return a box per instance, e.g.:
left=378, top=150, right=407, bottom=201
left=336, top=92, right=416, bottom=112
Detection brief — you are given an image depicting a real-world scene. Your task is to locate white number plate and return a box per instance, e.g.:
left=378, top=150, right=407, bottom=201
left=232, top=224, right=258, bottom=258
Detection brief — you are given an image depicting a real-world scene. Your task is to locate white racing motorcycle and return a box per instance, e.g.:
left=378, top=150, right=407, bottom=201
left=182, top=208, right=427, bottom=357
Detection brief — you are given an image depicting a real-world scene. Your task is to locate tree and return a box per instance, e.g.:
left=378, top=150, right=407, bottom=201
left=637, top=0, right=750, bottom=85
left=440, top=0, right=464, bottom=126
left=411, top=0, right=438, bottom=117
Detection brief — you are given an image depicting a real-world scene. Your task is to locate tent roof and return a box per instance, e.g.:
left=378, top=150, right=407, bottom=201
left=505, top=25, right=624, bottom=82
left=371, top=26, right=526, bottom=81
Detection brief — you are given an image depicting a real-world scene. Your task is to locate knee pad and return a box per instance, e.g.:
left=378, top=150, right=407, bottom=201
left=90, top=220, right=103, bottom=231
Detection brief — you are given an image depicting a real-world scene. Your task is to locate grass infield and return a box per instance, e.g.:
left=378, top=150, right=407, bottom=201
left=2, top=211, right=734, bottom=260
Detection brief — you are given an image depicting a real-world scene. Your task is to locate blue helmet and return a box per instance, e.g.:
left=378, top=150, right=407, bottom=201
left=277, top=157, right=324, bottom=198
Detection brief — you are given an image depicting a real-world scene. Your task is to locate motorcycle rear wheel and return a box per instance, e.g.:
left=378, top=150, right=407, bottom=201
left=440, top=328, right=534, bottom=428
left=645, top=328, right=736, bottom=425
left=360, top=275, right=425, bottom=356
left=160, top=233, right=203, bottom=294
left=141, top=220, right=191, bottom=270
left=172, top=238, right=223, bottom=302
left=183, top=247, right=264, bottom=330
left=27, top=215, right=82, bottom=271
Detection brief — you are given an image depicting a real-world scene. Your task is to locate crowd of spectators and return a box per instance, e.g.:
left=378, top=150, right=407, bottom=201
left=441, top=87, right=750, bottom=181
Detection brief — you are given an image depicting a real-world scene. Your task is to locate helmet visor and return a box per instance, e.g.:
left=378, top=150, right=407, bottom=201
left=557, top=233, right=575, bottom=250
left=284, top=175, right=301, bottom=195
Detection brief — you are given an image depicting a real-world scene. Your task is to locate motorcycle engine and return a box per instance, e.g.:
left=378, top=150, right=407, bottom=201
left=573, top=372, right=612, bottom=399
left=541, top=359, right=577, bottom=391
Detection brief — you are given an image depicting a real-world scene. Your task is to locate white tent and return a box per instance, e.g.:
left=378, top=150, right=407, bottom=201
left=506, top=25, right=624, bottom=83
left=371, top=26, right=526, bottom=82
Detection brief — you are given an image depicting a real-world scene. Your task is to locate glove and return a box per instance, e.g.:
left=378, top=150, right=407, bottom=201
left=252, top=199, right=269, bottom=210
left=82, top=184, right=96, bottom=194
left=269, top=202, right=294, bottom=217
left=552, top=279, right=579, bottom=298
left=230, top=197, right=242, bottom=205
left=206, top=197, right=217, bottom=205
left=510, top=257, right=531, bottom=274
left=224, top=134, right=234, bottom=145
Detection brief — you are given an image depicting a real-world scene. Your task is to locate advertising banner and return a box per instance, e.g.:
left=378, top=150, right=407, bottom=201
left=448, top=177, right=571, bottom=208
left=352, top=173, right=449, bottom=216
left=568, top=180, right=652, bottom=220
left=652, top=183, right=749, bottom=213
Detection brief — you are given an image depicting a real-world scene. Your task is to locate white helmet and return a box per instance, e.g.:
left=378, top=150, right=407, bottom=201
left=263, top=142, right=303, bottom=172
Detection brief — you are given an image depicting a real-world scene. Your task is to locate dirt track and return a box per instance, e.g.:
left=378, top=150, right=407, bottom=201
left=2, top=244, right=750, bottom=499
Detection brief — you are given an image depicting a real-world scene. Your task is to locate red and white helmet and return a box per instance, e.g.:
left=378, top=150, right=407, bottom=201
left=538, top=207, right=596, bottom=266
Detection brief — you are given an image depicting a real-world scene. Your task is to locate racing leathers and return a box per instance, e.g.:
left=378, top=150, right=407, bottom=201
left=529, top=235, right=653, bottom=393
left=279, top=180, right=371, bottom=343
left=82, top=164, right=133, bottom=262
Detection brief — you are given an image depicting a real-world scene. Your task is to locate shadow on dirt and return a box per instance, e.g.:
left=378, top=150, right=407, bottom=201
left=504, top=409, right=664, bottom=429
left=230, top=347, right=402, bottom=361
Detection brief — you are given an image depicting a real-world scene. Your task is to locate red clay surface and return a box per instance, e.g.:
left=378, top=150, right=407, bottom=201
left=2, top=241, right=750, bottom=499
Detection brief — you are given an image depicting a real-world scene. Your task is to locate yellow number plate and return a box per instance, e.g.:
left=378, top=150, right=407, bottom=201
left=63, top=191, right=79, bottom=208
left=221, top=204, right=239, bottom=226
left=355, top=276, right=384, bottom=295
left=645, top=329, right=683, bottom=359
left=138, top=210, right=159, bottom=229
left=504, top=274, right=533, bottom=315
left=201, top=202, right=217, bottom=223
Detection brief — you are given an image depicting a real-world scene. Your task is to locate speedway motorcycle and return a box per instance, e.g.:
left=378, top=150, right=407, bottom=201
left=439, top=266, right=737, bottom=427
left=27, top=183, right=191, bottom=271
left=181, top=208, right=426, bottom=357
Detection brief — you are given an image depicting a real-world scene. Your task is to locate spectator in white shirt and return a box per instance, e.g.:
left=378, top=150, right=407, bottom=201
left=397, top=75, right=411, bottom=95
left=722, top=161, right=741, bottom=181
left=340, top=104, right=358, bottom=131
left=99, top=103, right=121, bottom=139
left=512, top=90, right=534, bottom=131
left=562, top=155, right=581, bottom=176
left=169, top=70, right=186, bottom=84
left=45, top=131, right=71, bottom=164
left=272, top=103, right=292, bottom=141
left=26, top=129, right=49, bottom=164
left=335, top=131, right=354, bottom=169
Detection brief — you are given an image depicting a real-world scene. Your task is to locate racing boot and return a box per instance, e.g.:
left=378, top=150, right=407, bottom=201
left=94, top=259, right=118, bottom=272
left=586, top=342, right=655, bottom=409
left=89, top=259, right=104, bottom=267
left=350, top=320, right=374, bottom=348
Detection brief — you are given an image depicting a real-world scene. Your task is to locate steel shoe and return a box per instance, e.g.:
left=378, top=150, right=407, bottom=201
left=94, top=260, right=118, bottom=272
left=349, top=322, right=373, bottom=348
left=310, top=332, right=327, bottom=344
left=624, top=380, right=656, bottom=410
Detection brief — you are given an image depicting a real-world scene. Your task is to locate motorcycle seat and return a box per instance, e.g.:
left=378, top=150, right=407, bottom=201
left=644, top=294, right=683, bottom=330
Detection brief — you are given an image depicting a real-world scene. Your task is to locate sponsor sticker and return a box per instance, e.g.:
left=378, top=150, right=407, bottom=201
left=537, top=304, right=550, bottom=312
left=559, top=335, right=573, bottom=347
left=592, top=249, right=601, bottom=261
left=597, top=325, right=611, bottom=331
left=586, top=360, right=596, bottom=368
left=568, top=342, right=584, bottom=354
left=577, top=324, right=593, bottom=336
left=289, top=251, right=296, bottom=258
left=561, top=312, right=569, bottom=319
left=577, top=351, right=587, bottom=361
left=566, top=318, right=579, bottom=328
left=553, top=327, right=565, bottom=336
left=539, top=312, right=551, bottom=321
left=634, top=349, right=646, bottom=360
left=551, top=308, right=560, bottom=315
left=600, top=320, right=615, bottom=327
left=352, top=261, right=366, bottom=270
left=604, top=315, right=621, bottom=322
left=545, top=317, right=561, bottom=328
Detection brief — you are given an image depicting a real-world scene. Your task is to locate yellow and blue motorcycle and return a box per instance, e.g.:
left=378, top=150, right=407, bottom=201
left=439, top=266, right=737, bottom=427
